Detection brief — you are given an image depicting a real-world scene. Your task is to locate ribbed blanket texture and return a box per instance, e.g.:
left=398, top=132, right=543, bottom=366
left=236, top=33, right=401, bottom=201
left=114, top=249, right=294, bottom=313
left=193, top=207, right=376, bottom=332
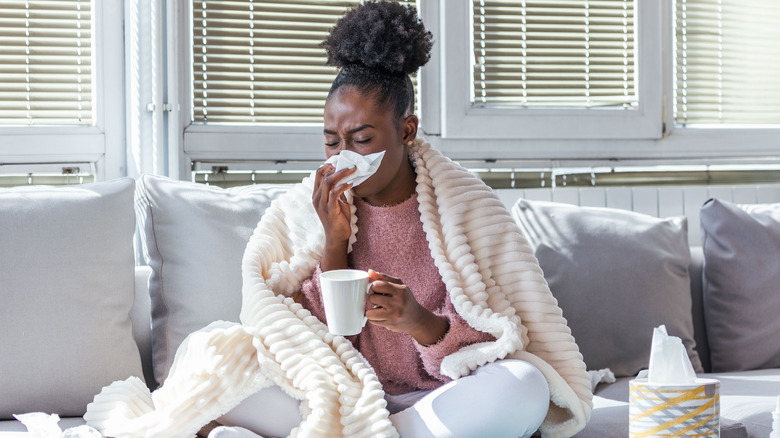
left=84, top=139, right=592, bottom=438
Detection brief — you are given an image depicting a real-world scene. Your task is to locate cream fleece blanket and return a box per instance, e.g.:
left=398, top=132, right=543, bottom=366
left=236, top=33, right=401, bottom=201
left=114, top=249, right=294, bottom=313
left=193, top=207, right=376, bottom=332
left=85, top=139, right=592, bottom=438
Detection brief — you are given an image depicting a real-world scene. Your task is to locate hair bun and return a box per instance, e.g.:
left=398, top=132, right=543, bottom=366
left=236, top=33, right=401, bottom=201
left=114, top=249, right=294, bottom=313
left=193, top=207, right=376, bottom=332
left=322, top=1, right=433, bottom=75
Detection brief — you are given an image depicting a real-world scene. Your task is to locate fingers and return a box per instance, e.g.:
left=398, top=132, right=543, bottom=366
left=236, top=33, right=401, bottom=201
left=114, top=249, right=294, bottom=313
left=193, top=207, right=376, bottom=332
left=313, top=163, right=332, bottom=190
left=368, top=269, right=402, bottom=285
left=317, top=164, right=357, bottom=190
left=367, top=291, right=395, bottom=308
left=313, top=164, right=357, bottom=206
left=365, top=307, right=388, bottom=325
left=314, top=165, right=353, bottom=206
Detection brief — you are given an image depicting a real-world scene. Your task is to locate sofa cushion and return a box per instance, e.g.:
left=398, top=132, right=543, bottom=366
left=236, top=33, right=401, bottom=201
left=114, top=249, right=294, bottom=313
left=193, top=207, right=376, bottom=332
left=135, top=175, right=288, bottom=384
left=0, top=178, right=143, bottom=419
left=587, top=369, right=780, bottom=438
left=700, top=198, right=780, bottom=372
left=512, top=199, right=703, bottom=378
left=572, top=394, right=749, bottom=438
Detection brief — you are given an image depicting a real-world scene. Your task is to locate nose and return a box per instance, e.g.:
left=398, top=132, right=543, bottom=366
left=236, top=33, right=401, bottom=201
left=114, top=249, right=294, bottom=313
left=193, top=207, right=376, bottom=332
left=337, top=141, right=359, bottom=154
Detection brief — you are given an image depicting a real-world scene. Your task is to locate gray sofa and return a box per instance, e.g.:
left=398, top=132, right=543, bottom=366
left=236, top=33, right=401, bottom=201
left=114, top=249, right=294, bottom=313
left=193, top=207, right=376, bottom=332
left=2, top=176, right=779, bottom=437
left=575, top=246, right=780, bottom=437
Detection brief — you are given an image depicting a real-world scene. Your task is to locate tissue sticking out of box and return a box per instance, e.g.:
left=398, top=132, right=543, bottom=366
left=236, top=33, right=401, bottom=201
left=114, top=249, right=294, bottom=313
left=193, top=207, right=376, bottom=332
left=323, top=150, right=385, bottom=188
left=647, top=325, right=697, bottom=385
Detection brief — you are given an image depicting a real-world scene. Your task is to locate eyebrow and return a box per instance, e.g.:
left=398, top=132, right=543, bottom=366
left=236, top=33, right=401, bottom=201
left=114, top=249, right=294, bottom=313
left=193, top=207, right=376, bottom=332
left=323, top=124, right=375, bottom=135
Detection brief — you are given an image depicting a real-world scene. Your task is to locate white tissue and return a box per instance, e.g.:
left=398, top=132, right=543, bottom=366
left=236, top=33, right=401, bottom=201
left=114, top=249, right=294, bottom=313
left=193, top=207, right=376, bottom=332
left=588, top=368, right=616, bottom=392
left=323, top=150, right=385, bottom=188
left=647, top=325, right=697, bottom=385
left=13, top=413, right=63, bottom=438
left=13, top=412, right=103, bottom=438
left=62, top=426, right=103, bottom=438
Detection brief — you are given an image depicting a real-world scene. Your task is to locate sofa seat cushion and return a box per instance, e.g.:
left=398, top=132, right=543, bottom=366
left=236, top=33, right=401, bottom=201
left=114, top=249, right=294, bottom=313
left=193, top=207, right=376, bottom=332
left=575, top=390, right=750, bottom=438
left=0, top=178, right=144, bottom=419
left=583, top=369, right=780, bottom=438
left=704, top=368, right=780, bottom=438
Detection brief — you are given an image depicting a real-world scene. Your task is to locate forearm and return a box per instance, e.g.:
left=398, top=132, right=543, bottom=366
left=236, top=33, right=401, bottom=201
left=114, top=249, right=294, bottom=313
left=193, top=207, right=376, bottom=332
left=320, top=239, right=349, bottom=272
left=409, top=310, right=449, bottom=346
left=415, top=308, right=497, bottom=381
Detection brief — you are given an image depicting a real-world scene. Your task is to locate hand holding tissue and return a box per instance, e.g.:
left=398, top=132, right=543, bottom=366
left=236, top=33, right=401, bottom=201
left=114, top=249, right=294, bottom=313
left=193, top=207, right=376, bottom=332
left=323, top=150, right=385, bottom=188
left=630, top=325, right=720, bottom=437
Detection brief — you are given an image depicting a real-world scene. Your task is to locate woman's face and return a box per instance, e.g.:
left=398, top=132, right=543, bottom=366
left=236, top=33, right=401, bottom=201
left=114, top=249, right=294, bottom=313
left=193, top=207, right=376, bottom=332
left=323, top=86, right=418, bottom=205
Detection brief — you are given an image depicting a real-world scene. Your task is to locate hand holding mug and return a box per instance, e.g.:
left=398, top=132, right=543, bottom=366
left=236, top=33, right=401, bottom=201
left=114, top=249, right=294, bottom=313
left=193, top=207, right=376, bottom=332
left=365, top=270, right=449, bottom=346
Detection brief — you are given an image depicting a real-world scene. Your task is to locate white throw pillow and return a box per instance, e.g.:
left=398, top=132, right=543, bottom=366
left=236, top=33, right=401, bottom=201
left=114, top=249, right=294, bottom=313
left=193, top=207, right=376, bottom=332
left=134, top=175, right=289, bottom=384
left=0, top=178, right=143, bottom=418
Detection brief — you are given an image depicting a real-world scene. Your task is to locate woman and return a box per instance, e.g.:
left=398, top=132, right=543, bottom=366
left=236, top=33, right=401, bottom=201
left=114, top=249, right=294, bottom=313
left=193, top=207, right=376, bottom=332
left=85, top=3, right=591, bottom=437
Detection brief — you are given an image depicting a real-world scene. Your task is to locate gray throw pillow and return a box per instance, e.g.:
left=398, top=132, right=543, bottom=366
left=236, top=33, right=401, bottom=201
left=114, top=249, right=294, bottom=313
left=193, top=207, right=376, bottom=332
left=135, top=175, right=288, bottom=384
left=700, top=198, right=780, bottom=372
left=512, top=199, right=703, bottom=378
left=0, top=178, right=143, bottom=419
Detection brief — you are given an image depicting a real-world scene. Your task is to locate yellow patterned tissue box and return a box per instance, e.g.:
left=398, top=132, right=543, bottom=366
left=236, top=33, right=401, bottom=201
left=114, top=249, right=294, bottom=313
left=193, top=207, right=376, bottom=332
left=629, top=378, right=720, bottom=437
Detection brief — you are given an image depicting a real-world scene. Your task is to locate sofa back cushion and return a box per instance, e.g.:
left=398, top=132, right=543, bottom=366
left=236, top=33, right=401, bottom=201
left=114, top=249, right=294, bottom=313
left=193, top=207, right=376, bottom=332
left=0, top=178, right=143, bottom=419
left=512, top=199, right=703, bottom=378
left=135, top=175, right=288, bottom=384
left=700, top=198, right=780, bottom=372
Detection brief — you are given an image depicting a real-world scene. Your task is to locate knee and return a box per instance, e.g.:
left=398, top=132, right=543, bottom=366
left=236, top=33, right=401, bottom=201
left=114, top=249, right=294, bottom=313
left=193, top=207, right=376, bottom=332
left=483, top=360, right=550, bottom=422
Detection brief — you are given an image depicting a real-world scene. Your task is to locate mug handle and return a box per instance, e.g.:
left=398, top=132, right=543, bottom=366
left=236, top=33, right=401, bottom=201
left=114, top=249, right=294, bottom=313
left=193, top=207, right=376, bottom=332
left=362, top=282, right=372, bottom=327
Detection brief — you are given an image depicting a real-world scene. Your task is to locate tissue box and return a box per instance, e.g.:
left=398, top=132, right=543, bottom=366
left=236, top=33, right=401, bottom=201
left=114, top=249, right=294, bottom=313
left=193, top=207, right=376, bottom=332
left=629, top=378, right=720, bottom=437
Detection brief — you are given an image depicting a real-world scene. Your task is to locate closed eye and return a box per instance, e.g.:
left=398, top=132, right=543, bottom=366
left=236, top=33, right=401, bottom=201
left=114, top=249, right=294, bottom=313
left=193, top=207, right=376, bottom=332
left=355, top=138, right=372, bottom=144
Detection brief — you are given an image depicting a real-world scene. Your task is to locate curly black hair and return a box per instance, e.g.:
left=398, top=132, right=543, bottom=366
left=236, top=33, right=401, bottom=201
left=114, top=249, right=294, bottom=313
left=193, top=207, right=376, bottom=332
left=321, top=1, right=433, bottom=122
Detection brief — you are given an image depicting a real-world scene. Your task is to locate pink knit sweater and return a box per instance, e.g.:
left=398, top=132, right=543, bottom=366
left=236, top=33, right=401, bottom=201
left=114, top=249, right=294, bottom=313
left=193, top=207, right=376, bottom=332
left=299, top=193, right=495, bottom=395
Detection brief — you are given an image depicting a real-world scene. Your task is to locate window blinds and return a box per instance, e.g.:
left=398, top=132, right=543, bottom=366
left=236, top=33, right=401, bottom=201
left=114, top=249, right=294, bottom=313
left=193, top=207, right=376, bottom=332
left=192, top=0, right=416, bottom=125
left=0, top=0, right=92, bottom=126
left=675, top=0, right=780, bottom=125
left=472, top=0, right=636, bottom=109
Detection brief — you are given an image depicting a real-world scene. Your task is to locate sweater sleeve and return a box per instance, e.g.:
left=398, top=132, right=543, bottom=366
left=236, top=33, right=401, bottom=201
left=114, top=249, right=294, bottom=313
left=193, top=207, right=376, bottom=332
left=297, top=264, right=327, bottom=324
left=414, top=299, right=496, bottom=382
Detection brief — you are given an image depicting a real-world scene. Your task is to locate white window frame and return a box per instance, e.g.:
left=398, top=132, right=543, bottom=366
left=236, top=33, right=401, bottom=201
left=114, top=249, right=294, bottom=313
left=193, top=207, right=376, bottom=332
left=437, top=0, right=662, bottom=141
left=422, top=0, right=780, bottom=162
left=0, top=0, right=126, bottom=181
left=173, top=0, right=780, bottom=169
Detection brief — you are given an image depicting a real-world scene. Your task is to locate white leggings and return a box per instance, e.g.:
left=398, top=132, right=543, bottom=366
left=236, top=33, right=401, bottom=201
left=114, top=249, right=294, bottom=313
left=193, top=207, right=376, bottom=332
left=215, top=360, right=550, bottom=438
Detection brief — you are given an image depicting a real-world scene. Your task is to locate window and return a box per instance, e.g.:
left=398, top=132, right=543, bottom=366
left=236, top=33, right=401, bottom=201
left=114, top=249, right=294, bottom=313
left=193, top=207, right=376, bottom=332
left=438, top=0, right=662, bottom=140
left=0, top=0, right=92, bottom=126
left=183, top=0, right=417, bottom=164
left=177, top=0, right=779, bottom=174
left=0, top=0, right=125, bottom=181
left=472, top=1, right=636, bottom=109
left=191, top=1, right=344, bottom=125
left=191, top=0, right=417, bottom=124
left=674, top=0, right=780, bottom=126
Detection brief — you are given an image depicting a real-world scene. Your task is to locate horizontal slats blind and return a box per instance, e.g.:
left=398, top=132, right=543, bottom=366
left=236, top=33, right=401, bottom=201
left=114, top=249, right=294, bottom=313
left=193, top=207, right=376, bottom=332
left=192, top=0, right=417, bottom=124
left=0, top=0, right=92, bottom=125
left=675, top=0, right=780, bottom=125
left=472, top=0, right=636, bottom=109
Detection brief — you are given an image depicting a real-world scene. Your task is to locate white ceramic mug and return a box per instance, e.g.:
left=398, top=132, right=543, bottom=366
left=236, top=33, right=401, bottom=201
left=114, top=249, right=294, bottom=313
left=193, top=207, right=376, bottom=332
left=319, top=269, right=371, bottom=336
